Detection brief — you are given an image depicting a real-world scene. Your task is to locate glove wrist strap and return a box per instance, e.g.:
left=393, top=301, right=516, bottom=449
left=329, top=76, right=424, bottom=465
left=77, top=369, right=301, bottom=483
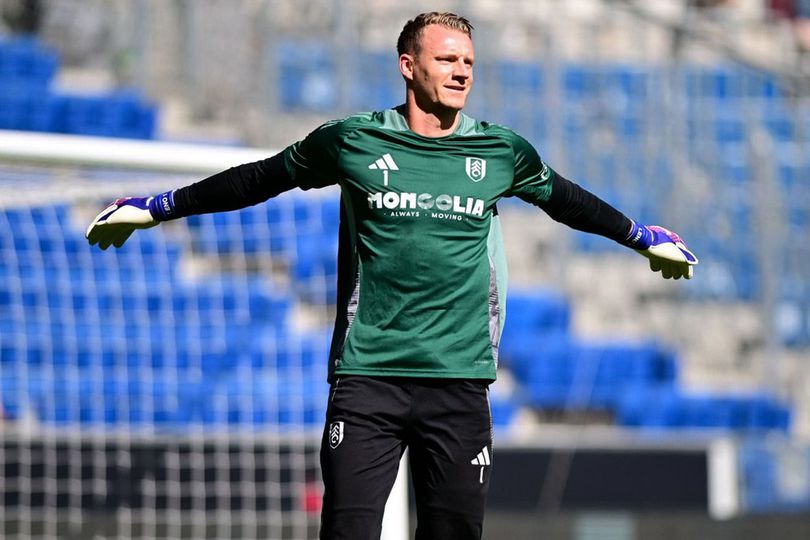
left=622, top=221, right=653, bottom=250
left=148, top=190, right=178, bottom=221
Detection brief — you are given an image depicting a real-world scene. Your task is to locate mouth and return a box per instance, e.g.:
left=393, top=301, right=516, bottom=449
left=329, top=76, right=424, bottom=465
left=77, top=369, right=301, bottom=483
left=445, top=85, right=466, bottom=93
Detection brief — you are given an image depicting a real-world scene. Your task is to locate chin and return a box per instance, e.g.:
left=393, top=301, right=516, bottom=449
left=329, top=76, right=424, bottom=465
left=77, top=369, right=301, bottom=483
left=440, top=97, right=467, bottom=111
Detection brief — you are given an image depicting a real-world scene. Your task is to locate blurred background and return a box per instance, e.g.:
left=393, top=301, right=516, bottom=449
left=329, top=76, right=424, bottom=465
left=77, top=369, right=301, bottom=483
left=1, top=0, right=810, bottom=538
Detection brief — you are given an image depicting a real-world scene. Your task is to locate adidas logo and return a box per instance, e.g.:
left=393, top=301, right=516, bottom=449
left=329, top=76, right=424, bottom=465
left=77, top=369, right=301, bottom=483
left=368, top=153, right=399, bottom=171
left=368, top=153, right=399, bottom=186
left=471, top=446, right=491, bottom=467
left=471, top=446, right=491, bottom=484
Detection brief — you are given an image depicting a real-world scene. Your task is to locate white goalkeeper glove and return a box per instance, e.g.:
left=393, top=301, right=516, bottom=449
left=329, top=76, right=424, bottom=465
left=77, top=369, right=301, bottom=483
left=86, top=191, right=176, bottom=250
left=624, top=222, right=699, bottom=280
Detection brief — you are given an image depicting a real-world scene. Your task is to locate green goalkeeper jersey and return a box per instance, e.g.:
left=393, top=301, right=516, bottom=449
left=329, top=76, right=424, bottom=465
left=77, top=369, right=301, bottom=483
left=282, top=107, right=553, bottom=381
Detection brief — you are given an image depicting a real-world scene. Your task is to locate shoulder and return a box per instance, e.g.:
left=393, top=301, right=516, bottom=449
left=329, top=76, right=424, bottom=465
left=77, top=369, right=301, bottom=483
left=334, top=111, right=380, bottom=130
left=478, top=121, right=532, bottom=149
left=471, top=121, right=546, bottom=176
left=307, top=110, right=389, bottom=142
left=457, top=115, right=530, bottom=144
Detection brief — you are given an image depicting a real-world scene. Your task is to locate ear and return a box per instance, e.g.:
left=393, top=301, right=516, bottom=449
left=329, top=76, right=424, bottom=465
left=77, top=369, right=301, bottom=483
left=399, top=53, right=414, bottom=81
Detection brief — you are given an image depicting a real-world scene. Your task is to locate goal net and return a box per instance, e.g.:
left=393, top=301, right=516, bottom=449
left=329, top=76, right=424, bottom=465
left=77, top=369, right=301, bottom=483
left=0, top=130, right=406, bottom=539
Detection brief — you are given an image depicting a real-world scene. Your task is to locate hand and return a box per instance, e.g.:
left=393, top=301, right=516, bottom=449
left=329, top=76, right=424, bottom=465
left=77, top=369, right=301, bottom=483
left=86, top=197, right=158, bottom=250
left=634, top=225, right=698, bottom=280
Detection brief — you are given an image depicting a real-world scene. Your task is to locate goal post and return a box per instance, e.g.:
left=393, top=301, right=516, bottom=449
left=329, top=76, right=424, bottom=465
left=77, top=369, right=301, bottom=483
left=0, top=130, right=270, bottom=173
left=0, top=129, right=409, bottom=539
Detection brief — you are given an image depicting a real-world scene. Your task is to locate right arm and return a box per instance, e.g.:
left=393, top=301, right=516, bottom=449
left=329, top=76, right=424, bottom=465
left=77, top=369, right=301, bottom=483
left=159, top=152, right=296, bottom=219
left=87, top=120, right=344, bottom=249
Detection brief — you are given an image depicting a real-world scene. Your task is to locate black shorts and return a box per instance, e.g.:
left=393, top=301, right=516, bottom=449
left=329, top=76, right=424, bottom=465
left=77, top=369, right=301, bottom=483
left=319, top=376, right=493, bottom=540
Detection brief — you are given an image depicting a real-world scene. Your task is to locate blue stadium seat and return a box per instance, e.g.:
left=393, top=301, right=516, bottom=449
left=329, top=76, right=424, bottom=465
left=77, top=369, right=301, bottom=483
left=713, top=107, right=747, bottom=144
left=607, top=64, right=657, bottom=101
left=562, top=64, right=600, bottom=100
left=95, top=375, right=213, bottom=428
left=617, top=390, right=791, bottom=431
left=277, top=40, right=337, bottom=112
left=763, top=103, right=795, bottom=142
left=498, top=60, right=544, bottom=94
left=25, top=370, right=85, bottom=425
left=221, top=367, right=327, bottom=429
left=353, top=51, right=400, bottom=110
left=187, top=202, right=300, bottom=257
left=223, top=372, right=278, bottom=426
left=48, top=91, right=157, bottom=139
left=249, top=328, right=330, bottom=371
left=0, top=37, right=59, bottom=86
left=508, top=334, right=573, bottom=408
left=513, top=337, right=677, bottom=412
left=320, top=197, right=341, bottom=235
left=740, top=443, right=779, bottom=510
left=499, top=289, right=570, bottom=378
left=0, top=37, right=157, bottom=138
left=276, top=368, right=329, bottom=427
left=0, top=82, right=50, bottom=130
left=738, top=439, right=810, bottom=511
left=502, top=289, right=570, bottom=334
left=0, top=371, right=24, bottom=420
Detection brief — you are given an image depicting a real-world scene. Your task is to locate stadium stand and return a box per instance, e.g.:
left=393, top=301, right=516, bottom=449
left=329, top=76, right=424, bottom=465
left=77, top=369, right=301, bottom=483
left=0, top=36, right=157, bottom=138
left=0, top=198, right=332, bottom=431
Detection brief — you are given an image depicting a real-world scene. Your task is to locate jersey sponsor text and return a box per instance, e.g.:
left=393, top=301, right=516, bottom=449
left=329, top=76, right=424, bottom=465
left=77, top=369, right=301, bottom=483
left=368, top=191, right=485, bottom=217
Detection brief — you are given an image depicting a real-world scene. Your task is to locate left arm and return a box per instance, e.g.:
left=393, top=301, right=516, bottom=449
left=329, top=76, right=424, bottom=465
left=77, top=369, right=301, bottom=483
left=537, top=172, right=699, bottom=280
left=536, top=171, right=631, bottom=243
left=504, top=129, right=698, bottom=280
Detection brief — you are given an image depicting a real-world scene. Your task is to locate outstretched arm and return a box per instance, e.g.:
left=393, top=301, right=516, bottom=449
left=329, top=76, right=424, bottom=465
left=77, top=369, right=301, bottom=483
left=504, top=128, right=698, bottom=280
left=86, top=152, right=295, bottom=250
left=537, top=172, right=698, bottom=280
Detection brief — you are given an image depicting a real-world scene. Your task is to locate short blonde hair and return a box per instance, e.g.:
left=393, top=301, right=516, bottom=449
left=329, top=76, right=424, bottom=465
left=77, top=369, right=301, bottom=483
left=397, top=12, right=474, bottom=56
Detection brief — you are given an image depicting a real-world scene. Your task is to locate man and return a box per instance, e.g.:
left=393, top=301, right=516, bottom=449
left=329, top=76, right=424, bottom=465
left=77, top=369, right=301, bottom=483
left=86, top=12, right=697, bottom=540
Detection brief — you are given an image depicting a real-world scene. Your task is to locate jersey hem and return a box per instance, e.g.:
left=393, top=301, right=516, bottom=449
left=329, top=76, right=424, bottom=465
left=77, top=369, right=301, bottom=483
left=333, top=367, right=497, bottom=381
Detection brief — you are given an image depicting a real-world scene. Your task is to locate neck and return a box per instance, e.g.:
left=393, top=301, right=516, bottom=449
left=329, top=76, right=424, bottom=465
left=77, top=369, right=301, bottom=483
left=402, top=94, right=460, bottom=137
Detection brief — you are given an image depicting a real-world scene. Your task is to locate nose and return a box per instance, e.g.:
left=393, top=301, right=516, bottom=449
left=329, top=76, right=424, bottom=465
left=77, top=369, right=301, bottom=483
left=454, top=59, right=472, bottom=79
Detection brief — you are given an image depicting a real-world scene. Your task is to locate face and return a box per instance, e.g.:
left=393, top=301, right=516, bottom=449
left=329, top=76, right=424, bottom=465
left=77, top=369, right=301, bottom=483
left=401, top=24, right=474, bottom=113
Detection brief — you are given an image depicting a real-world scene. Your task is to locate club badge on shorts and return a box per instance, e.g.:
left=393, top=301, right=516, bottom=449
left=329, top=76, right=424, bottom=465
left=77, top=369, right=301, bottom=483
left=329, top=421, right=344, bottom=449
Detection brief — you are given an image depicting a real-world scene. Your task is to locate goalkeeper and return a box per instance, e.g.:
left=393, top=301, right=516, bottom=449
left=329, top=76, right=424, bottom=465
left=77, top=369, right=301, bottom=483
left=87, top=11, right=697, bottom=540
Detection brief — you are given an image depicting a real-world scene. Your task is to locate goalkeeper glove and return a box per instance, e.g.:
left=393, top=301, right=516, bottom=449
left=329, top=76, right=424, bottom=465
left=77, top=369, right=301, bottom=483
left=624, top=222, right=699, bottom=280
left=86, top=190, right=176, bottom=250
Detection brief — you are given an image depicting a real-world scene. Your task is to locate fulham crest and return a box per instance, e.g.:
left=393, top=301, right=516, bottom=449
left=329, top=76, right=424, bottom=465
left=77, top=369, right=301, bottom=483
left=329, top=421, right=344, bottom=449
left=465, top=157, right=487, bottom=182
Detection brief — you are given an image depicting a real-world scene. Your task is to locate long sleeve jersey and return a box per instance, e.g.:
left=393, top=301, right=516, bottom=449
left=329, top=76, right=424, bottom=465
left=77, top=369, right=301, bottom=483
left=170, top=107, right=633, bottom=381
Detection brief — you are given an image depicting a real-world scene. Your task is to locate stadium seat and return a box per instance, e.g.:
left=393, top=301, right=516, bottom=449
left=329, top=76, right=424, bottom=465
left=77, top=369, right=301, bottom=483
left=740, top=443, right=779, bottom=510
left=512, top=336, right=678, bottom=413
left=221, top=367, right=327, bottom=429
left=498, top=60, right=544, bottom=94
left=353, top=51, right=400, bottom=110
left=0, top=82, right=49, bottom=130
left=488, top=393, right=520, bottom=428
left=249, top=329, right=331, bottom=371
left=0, top=371, right=24, bottom=420
left=0, top=37, right=58, bottom=86
left=617, top=390, right=791, bottom=431
left=0, top=36, right=158, bottom=138
left=277, top=40, right=337, bottom=112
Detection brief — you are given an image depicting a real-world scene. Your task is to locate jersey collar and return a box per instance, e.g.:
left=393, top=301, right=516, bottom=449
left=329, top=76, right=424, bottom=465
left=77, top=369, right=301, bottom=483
left=382, top=106, right=477, bottom=138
